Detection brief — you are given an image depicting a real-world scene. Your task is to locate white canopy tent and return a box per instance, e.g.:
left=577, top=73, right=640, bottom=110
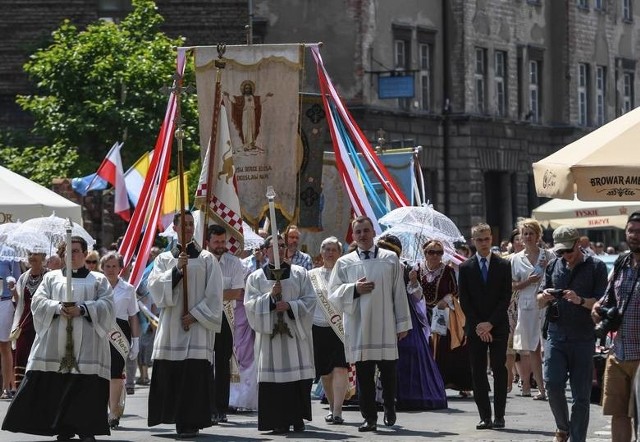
left=0, top=165, right=82, bottom=225
left=532, top=195, right=640, bottom=229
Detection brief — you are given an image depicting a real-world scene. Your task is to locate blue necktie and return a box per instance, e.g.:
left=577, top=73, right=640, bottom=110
left=362, top=250, right=371, bottom=260
left=481, top=257, right=488, bottom=283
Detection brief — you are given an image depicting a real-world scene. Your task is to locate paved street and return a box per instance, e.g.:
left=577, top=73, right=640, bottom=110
left=0, top=382, right=612, bottom=442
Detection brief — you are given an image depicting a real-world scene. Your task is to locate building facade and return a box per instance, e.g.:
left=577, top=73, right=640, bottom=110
left=255, top=0, right=638, bottom=242
left=2, top=0, right=638, bottom=244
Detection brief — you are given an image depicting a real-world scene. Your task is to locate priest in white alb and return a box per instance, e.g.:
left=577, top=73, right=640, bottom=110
left=3, top=236, right=114, bottom=442
left=328, top=216, right=412, bottom=433
left=147, top=211, right=224, bottom=438
left=244, top=234, right=316, bottom=434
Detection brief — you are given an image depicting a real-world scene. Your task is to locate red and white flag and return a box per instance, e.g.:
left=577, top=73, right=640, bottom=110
left=195, top=105, right=244, bottom=254
left=96, top=141, right=130, bottom=221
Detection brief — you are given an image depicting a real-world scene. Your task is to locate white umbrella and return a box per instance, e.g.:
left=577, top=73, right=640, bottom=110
left=377, top=225, right=462, bottom=265
left=532, top=195, right=640, bottom=229
left=16, top=214, right=96, bottom=252
left=0, top=222, right=21, bottom=243
left=532, top=106, right=640, bottom=201
left=378, top=204, right=465, bottom=244
left=4, top=226, right=51, bottom=260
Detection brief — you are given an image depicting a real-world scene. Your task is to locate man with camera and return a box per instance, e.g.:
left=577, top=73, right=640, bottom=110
left=592, top=211, right=640, bottom=442
left=537, top=225, right=608, bottom=442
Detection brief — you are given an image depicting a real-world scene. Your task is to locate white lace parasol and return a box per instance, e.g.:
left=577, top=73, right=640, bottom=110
left=4, top=226, right=51, bottom=260
left=0, top=222, right=21, bottom=243
left=16, top=214, right=95, bottom=252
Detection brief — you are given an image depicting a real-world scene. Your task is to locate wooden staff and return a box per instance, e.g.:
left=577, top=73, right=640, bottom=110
left=172, top=71, right=192, bottom=331
left=202, top=43, right=227, bottom=246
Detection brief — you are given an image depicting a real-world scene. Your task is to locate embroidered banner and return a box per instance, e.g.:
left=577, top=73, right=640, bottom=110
left=195, top=45, right=303, bottom=225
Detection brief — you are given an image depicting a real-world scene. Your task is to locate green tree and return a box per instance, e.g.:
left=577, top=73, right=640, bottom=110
left=8, top=0, right=199, bottom=182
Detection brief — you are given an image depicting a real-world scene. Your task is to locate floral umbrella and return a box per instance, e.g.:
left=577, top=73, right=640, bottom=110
left=0, top=222, right=21, bottom=243
left=15, top=214, right=95, bottom=252
left=4, top=226, right=52, bottom=260
left=377, top=224, right=463, bottom=265
left=378, top=204, right=465, bottom=245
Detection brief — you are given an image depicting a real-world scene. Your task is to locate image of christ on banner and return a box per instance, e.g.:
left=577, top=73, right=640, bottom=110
left=195, top=44, right=303, bottom=225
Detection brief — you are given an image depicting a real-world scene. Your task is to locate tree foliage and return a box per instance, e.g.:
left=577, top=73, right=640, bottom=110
left=10, top=0, right=200, bottom=181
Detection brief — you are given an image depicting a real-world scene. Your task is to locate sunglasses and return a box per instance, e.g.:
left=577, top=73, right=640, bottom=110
left=426, top=250, right=444, bottom=256
left=556, top=248, right=574, bottom=256
left=86, top=260, right=98, bottom=264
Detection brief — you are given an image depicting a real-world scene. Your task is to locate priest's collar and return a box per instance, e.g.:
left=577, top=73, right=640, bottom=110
left=171, top=241, right=201, bottom=259
left=262, top=261, right=291, bottom=281
left=62, top=267, right=90, bottom=278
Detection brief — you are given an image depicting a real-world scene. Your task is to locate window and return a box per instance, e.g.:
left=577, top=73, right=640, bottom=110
left=623, top=72, right=634, bottom=113
left=419, top=43, right=432, bottom=111
left=577, top=0, right=588, bottom=9
left=393, top=27, right=413, bottom=110
left=529, top=60, right=541, bottom=123
left=475, top=48, right=487, bottom=114
left=623, top=0, right=633, bottom=21
left=98, top=0, right=131, bottom=22
left=594, top=0, right=604, bottom=10
left=578, top=63, right=589, bottom=126
left=394, top=40, right=407, bottom=70
left=495, top=51, right=507, bottom=117
left=596, top=65, right=606, bottom=125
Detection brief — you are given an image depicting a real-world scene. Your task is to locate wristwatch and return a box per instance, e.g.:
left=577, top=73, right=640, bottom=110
left=79, top=305, right=87, bottom=316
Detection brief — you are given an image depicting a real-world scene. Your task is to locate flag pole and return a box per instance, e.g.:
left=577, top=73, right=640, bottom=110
left=201, top=43, right=227, bottom=246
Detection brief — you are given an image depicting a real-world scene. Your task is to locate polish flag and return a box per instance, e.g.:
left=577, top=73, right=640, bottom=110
left=96, top=142, right=130, bottom=221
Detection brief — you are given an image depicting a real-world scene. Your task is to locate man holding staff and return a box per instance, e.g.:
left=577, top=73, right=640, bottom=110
left=147, top=211, right=224, bottom=438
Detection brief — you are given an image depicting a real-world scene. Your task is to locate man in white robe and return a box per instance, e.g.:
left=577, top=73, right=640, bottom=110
left=3, top=236, right=114, bottom=442
left=147, top=211, right=224, bottom=438
left=328, top=216, right=412, bottom=432
left=205, top=224, right=245, bottom=424
left=244, top=234, right=316, bottom=434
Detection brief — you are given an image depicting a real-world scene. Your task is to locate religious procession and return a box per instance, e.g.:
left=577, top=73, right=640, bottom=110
left=2, top=2, right=640, bottom=441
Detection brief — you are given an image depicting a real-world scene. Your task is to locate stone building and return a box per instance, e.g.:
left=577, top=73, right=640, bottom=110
left=255, top=0, right=639, bottom=242
left=2, top=0, right=638, bottom=245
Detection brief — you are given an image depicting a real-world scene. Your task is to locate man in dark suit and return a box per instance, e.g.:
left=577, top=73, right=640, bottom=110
left=459, top=222, right=511, bottom=430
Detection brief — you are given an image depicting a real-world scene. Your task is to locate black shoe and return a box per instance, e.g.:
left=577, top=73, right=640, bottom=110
left=332, top=415, right=345, bottom=425
left=57, top=435, right=74, bottom=441
left=358, top=420, right=377, bottom=432
left=324, top=412, right=334, bottom=423
left=293, top=421, right=305, bottom=432
left=78, top=436, right=96, bottom=442
left=272, top=427, right=290, bottom=434
left=493, top=417, right=505, bottom=429
left=126, top=387, right=135, bottom=395
left=177, top=429, right=199, bottom=439
left=476, top=419, right=493, bottom=430
left=383, top=405, right=396, bottom=426
left=108, top=417, right=119, bottom=429
left=218, top=413, right=228, bottom=423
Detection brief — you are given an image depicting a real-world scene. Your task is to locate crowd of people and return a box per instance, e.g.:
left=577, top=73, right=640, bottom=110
left=0, top=210, right=638, bottom=442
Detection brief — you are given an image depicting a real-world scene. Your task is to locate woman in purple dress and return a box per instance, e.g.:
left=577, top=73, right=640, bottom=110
left=414, top=240, right=473, bottom=395
left=377, top=235, right=447, bottom=410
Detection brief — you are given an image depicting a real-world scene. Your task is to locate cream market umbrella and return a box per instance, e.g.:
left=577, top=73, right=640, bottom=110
left=532, top=195, right=640, bottom=229
left=532, top=106, right=640, bottom=201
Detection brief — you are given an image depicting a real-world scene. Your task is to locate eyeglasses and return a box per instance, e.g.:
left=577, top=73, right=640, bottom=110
left=86, top=260, right=98, bottom=264
left=426, top=250, right=444, bottom=256
left=556, top=248, right=574, bottom=256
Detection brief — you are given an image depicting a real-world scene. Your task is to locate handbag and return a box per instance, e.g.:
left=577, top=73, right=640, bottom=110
left=431, top=307, right=449, bottom=336
left=9, top=312, right=31, bottom=342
